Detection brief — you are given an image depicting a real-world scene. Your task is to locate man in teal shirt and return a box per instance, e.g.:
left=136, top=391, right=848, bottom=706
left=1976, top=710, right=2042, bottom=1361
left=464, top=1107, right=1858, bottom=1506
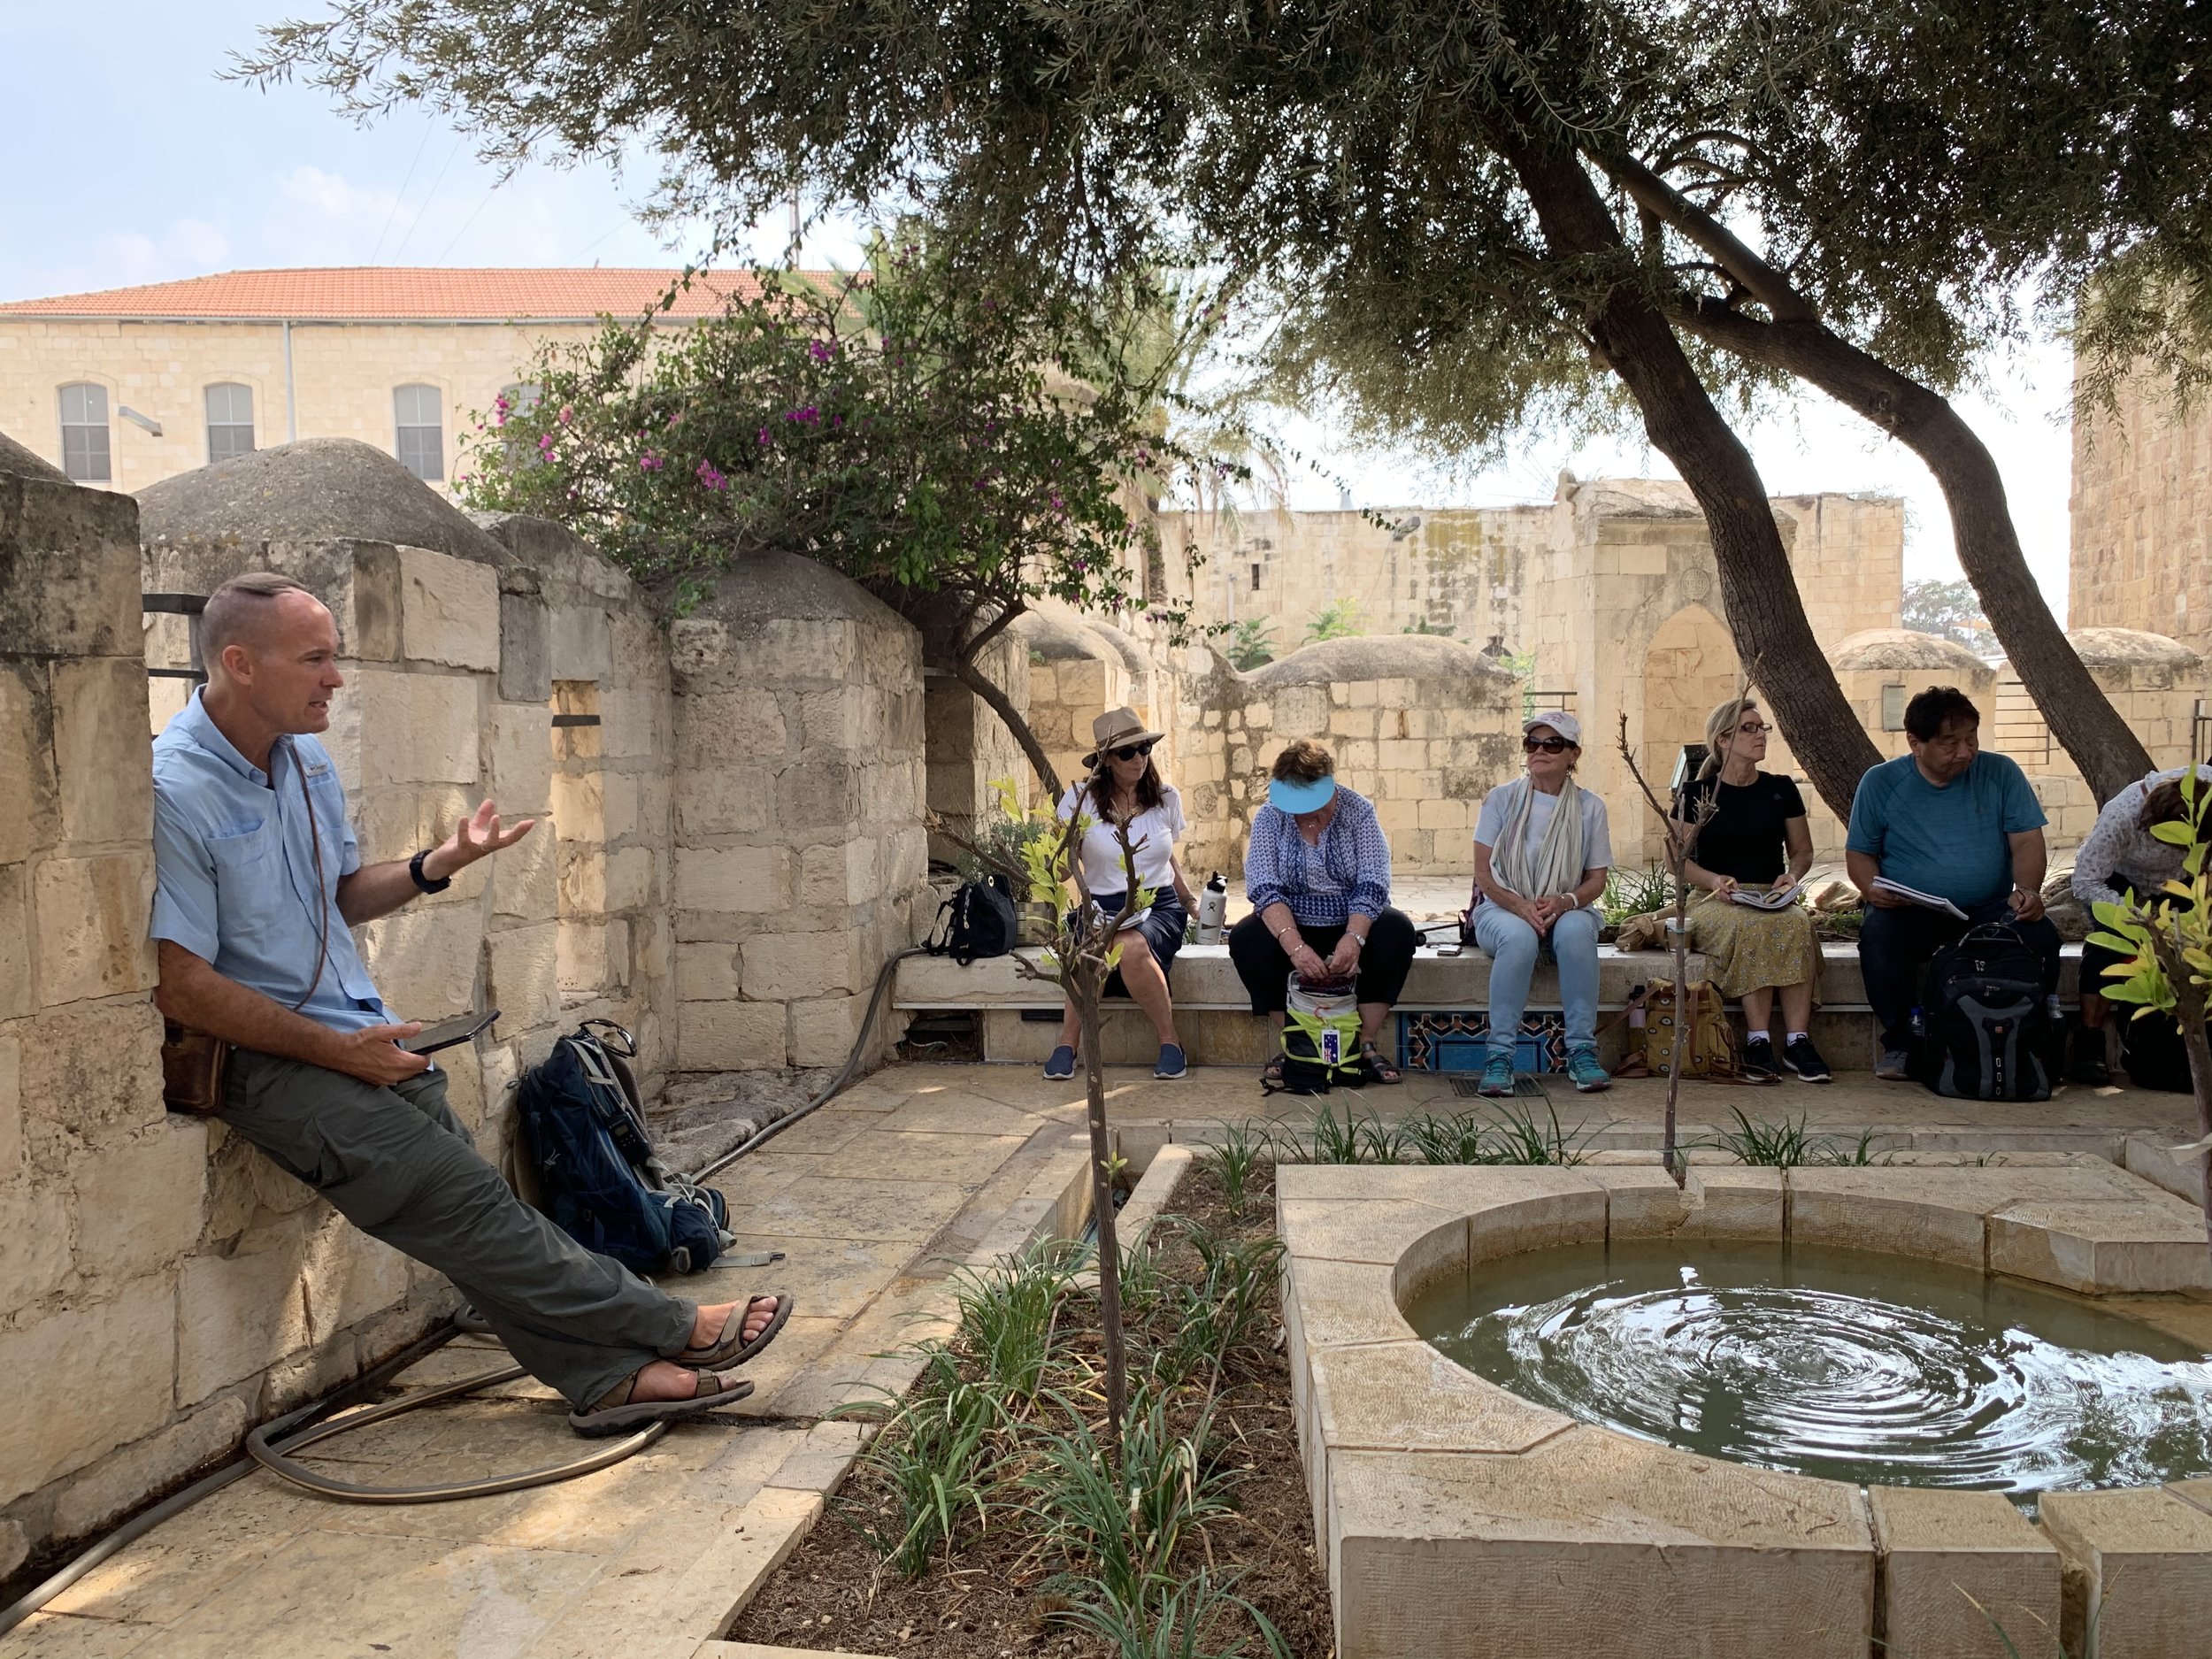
left=1845, top=686, right=2062, bottom=1079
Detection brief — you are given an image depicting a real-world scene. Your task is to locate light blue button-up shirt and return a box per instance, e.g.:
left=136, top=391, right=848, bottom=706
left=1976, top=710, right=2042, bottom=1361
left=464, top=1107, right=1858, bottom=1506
left=151, top=690, right=393, bottom=1033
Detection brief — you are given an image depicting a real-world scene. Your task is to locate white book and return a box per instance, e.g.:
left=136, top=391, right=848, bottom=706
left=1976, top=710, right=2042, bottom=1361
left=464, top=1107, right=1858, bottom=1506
left=1728, top=879, right=1804, bottom=911
left=1867, top=877, right=1968, bottom=919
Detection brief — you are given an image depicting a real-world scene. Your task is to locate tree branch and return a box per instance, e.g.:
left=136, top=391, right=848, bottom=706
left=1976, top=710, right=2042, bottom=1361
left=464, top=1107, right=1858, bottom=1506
left=1594, top=149, right=1818, bottom=325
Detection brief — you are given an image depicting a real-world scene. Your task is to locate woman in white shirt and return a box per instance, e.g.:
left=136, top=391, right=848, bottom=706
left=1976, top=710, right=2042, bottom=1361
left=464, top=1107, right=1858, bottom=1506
left=1045, top=707, right=1198, bottom=1081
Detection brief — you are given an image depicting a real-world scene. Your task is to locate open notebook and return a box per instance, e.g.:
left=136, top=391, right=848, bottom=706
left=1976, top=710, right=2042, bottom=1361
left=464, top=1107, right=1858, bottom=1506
left=1866, top=877, right=1968, bottom=920
left=1728, top=879, right=1804, bottom=911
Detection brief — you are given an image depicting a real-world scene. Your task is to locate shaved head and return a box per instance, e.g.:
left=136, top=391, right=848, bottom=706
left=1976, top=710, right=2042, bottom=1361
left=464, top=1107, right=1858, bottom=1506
left=200, top=571, right=319, bottom=664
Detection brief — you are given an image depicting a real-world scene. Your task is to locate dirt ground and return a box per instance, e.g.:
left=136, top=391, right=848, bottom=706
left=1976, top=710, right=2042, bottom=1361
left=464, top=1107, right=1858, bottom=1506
left=726, top=1162, right=1333, bottom=1658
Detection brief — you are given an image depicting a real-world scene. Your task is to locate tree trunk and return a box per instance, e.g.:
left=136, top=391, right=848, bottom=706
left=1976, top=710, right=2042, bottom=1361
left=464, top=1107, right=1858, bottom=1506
left=1673, top=301, right=2154, bottom=803
left=1081, top=996, right=1129, bottom=1450
left=946, top=650, right=1064, bottom=803
left=1487, top=130, right=1881, bottom=818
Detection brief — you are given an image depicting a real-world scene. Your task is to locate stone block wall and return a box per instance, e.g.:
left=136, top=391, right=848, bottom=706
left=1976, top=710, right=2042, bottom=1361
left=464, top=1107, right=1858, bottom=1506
left=2071, top=366, right=2212, bottom=655
left=922, top=628, right=1031, bottom=864
left=0, top=460, right=184, bottom=1583
left=0, top=465, right=471, bottom=1583
left=1233, top=638, right=1524, bottom=877
left=668, top=553, right=932, bottom=1071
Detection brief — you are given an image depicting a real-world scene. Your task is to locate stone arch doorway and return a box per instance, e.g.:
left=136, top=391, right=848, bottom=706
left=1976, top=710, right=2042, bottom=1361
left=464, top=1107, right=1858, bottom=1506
left=1641, top=604, right=1742, bottom=781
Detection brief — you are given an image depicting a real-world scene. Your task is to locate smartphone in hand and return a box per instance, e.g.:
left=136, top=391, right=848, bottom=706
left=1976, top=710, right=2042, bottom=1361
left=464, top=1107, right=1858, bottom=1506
left=400, top=1010, right=501, bottom=1055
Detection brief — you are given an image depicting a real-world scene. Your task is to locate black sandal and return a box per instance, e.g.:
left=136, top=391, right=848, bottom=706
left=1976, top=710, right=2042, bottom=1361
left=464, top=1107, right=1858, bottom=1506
left=567, top=1367, right=753, bottom=1438
left=1259, top=1052, right=1286, bottom=1092
left=1359, top=1041, right=1403, bottom=1085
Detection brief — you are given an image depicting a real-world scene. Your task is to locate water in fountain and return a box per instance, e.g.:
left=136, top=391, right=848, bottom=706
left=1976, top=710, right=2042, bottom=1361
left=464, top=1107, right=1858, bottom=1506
left=1409, top=1238, right=2212, bottom=1502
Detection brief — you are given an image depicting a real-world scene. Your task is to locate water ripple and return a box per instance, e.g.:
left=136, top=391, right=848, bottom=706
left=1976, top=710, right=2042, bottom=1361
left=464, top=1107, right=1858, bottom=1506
left=1413, top=1241, right=2212, bottom=1498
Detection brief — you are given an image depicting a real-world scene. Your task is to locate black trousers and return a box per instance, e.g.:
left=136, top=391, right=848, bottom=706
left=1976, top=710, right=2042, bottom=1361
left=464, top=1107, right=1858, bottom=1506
left=1227, top=906, right=1419, bottom=1015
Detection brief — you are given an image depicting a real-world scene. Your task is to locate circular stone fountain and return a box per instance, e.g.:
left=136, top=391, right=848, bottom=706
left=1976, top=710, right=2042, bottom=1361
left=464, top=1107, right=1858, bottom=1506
left=1275, top=1160, right=2212, bottom=1659
left=1408, top=1236, right=2212, bottom=1500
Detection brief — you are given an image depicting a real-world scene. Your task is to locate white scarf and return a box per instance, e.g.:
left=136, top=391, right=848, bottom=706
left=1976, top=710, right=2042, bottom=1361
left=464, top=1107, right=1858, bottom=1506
left=1491, top=775, right=1587, bottom=900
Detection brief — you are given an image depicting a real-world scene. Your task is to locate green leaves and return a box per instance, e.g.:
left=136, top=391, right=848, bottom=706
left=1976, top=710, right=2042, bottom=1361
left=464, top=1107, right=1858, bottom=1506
left=460, top=242, right=1209, bottom=668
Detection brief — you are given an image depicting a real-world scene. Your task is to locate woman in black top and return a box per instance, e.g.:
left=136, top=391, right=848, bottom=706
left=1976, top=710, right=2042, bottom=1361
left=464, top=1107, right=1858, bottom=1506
left=1670, top=697, right=1829, bottom=1081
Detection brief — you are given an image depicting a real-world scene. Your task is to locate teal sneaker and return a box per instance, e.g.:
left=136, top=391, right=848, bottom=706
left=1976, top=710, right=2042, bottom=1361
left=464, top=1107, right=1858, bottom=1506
left=1476, top=1051, right=1517, bottom=1098
left=1566, top=1047, right=1611, bottom=1093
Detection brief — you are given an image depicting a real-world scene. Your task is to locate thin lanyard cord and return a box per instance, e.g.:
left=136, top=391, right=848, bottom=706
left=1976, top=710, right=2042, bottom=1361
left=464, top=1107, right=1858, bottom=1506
left=288, top=745, right=330, bottom=1014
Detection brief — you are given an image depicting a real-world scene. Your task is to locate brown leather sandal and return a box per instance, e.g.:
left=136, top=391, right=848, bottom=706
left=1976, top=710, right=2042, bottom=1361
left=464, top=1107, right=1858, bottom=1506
left=678, top=1294, right=793, bottom=1368
left=566, top=1367, right=753, bottom=1439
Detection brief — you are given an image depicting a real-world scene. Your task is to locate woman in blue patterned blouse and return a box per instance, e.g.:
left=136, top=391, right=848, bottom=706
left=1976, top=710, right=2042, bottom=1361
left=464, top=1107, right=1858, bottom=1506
left=1227, top=739, right=1419, bottom=1084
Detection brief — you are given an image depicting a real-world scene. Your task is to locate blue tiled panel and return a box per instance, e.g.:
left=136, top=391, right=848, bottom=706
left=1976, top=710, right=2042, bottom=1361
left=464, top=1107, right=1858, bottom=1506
left=1400, top=1012, right=1569, bottom=1073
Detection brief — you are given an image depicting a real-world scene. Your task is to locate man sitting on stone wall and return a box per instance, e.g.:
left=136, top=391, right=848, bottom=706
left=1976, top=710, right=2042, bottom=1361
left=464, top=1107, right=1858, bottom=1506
left=150, top=572, right=786, bottom=1434
left=1844, top=684, right=2064, bottom=1081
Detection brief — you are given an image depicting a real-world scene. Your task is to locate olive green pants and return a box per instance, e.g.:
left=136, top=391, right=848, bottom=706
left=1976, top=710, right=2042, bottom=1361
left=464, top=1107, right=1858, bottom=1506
left=219, top=1048, right=695, bottom=1409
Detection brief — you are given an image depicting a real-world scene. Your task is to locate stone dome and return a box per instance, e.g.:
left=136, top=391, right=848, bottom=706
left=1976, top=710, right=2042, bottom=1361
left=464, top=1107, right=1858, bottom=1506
left=0, top=428, right=67, bottom=484
left=2062, top=626, right=2202, bottom=669
left=135, top=438, right=510, bottom=565
left=1827, top=627, right=1989, bottom=675
left=1012, top=608, right=1125, bottom=664
left=693, top=548, right=906, bottom=626
left=1247, top=632, right=1520, bottom=688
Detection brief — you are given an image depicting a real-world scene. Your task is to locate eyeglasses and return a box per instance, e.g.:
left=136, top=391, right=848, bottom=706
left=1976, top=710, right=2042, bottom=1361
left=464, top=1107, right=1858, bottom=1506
left=1110, top=741, right=1156, bottom=762
left=1735, top=722, right=1770, bottom=736
left=1522, top=736, right=1572, bottom=754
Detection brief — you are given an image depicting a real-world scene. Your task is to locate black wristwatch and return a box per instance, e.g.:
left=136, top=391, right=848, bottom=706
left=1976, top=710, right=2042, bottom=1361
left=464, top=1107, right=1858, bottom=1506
left=409, top=849, right=452, bottom=894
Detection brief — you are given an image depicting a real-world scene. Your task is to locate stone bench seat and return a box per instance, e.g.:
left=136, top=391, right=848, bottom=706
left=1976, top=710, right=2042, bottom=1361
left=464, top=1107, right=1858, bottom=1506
left=896, top=941, right=2086, bottom=1071
left=895, top=941, right=2086, bottom=1014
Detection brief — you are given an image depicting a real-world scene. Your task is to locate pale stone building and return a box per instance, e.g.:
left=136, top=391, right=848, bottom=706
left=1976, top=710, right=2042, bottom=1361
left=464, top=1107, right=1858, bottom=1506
left=2071, top=365, right=2212, bottom=656
left=0, top=266, right=792, bottom=495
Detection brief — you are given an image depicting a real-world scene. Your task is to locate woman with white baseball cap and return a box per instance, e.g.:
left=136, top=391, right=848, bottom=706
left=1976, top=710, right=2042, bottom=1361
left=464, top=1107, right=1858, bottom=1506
left=1468, top=710, right=1614, bottom=1096
left=1226, top=739, right=1419, bottom=1086
left=1043, top=707, right=1197, bottom=1081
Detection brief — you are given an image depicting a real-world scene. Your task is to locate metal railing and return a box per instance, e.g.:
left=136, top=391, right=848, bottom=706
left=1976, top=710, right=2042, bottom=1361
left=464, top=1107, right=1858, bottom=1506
left=142, top=593, right=206, bottom=685
left=1991, top=680, right=2050, bottom=768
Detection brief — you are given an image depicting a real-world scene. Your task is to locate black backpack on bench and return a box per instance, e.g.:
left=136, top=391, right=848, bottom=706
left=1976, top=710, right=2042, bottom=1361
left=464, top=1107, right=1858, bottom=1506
left=1912, top=923, right=2054, bottom=1102
left=926, top=877, right=1018, bottom=967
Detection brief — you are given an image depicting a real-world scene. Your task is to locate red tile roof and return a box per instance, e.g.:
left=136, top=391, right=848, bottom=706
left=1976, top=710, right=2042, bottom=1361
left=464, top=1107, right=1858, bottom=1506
left=0, top=267, right=832, bottom=321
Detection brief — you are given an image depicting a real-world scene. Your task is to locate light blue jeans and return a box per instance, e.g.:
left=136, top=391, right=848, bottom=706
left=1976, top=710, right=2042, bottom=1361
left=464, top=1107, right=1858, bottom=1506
left=1472, top=902, right=1602, bottom=1057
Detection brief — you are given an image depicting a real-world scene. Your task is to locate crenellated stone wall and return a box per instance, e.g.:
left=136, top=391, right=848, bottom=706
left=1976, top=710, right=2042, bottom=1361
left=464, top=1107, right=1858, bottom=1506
left=667, top=554, right=932, bottom=1071
left=0, top=436, right=936, bottom=1582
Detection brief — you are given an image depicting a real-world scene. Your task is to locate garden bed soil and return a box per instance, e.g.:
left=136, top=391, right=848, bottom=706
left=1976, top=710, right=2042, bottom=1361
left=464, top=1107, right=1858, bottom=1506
left=726, top=1162, right=1333, bottom=1658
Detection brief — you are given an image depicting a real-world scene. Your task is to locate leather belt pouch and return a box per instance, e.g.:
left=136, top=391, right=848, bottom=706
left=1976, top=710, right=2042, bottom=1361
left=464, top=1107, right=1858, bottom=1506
left=161, top=1020, right=230, bottom=1116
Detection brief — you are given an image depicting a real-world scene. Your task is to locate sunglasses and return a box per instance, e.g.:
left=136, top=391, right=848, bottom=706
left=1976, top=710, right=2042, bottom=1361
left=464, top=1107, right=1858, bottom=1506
left=1735, top=721, right=1771, bottom=736
left=1522, top=736, right=1572, bottom=754
left=1110, top=741, right=1156, bottom=762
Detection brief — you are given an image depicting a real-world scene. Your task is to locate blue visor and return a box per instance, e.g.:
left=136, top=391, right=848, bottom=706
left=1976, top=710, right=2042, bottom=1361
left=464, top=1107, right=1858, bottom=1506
left=1268, top=775, right=1338, bottom=814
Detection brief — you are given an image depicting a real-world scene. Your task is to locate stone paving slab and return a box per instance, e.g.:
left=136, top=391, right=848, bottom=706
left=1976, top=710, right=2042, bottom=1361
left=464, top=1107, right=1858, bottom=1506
left=0, top=1080, right=1091, bottom=1659
left=10, top=1062, right=2208, bottom=1659
left=1868, top=1486, right=2061, bottom=1659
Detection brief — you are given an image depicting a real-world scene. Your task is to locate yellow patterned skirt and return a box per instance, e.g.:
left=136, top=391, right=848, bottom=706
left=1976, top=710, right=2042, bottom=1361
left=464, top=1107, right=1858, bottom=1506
left=1685, top=887, right=1822, bottom=999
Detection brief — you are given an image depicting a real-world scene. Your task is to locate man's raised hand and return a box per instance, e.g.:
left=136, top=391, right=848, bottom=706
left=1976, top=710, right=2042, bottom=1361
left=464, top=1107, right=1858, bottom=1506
left=427, top=798, right=537, bottom=879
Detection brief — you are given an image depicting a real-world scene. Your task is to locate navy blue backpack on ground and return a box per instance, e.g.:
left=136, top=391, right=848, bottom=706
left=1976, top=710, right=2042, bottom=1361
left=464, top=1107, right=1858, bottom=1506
left=516, top=1020, right=732, bottom=1276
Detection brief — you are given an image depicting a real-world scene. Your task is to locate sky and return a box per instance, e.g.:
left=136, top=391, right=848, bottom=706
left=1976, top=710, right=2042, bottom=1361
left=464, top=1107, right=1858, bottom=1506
left=3, top=1, right=2077, bottom=609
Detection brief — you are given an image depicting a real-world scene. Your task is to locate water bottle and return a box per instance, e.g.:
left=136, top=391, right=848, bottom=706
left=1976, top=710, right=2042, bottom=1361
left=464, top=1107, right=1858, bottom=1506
left=1196, top=872, right=1228, bottom=944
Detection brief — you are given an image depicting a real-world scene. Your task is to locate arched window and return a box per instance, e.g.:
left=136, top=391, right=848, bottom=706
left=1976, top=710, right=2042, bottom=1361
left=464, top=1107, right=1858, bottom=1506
left=394, top=384, right=443, bottom=481
left=499, top=381, right=543, bottom=421
left=58, top=383, right=111, bottom=481
left=204, top=383, right=255, bottom=463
